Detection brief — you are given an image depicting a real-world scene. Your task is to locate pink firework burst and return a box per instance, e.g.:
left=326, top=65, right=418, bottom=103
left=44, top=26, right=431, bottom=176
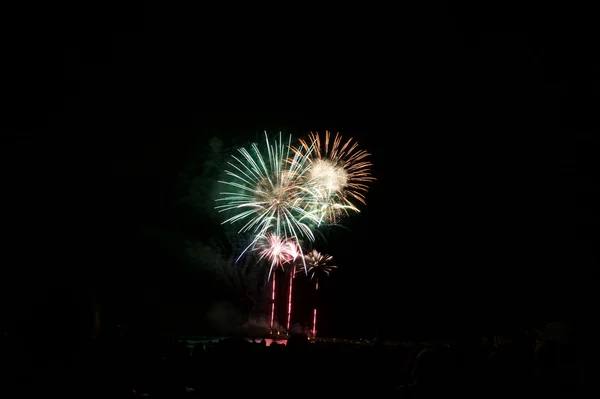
left=255, top=233, right=301, bottom=279
left=255, top=233, right=303, bottom=335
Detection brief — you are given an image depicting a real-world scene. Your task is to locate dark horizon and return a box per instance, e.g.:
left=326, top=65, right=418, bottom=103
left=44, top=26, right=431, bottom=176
left=3, top=4, right=597, bottom=342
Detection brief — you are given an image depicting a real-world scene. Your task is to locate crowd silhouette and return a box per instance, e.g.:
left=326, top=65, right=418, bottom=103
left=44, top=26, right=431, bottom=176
left=1, top=326, right=584, bottom=398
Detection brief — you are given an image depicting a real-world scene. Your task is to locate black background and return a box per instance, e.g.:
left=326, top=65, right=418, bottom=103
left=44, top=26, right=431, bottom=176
left=3, top=3, right=597, bottom=342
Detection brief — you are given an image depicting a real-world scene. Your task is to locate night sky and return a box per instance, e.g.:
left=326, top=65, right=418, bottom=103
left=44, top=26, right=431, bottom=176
left=4, top=4, right=597, bottom=341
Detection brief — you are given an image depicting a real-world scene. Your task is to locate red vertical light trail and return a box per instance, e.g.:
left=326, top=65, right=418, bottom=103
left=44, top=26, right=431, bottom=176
left=269, top=271, right=276, bottom=335
left=312, top=278, right=319, bottom=338
left=286, top=265, right=295, bottom=331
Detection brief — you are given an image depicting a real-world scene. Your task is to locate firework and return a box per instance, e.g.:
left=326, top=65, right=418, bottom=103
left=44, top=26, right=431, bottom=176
left=286, top=263, right=295, bottom=331
left=254, top=233, right=301, bottom=334
left=255, top=233, right=300, bottom=279
left=212, top=130, right=371, bottom=337
left=291, top=130, right=375, bottom=225
left=299, top=249, right=337, bottom=338
left=215, top=131, right=321, bottom=261
left=283, top=239, right=302, bottom=331
left=302, top=249, right=337, bottom=280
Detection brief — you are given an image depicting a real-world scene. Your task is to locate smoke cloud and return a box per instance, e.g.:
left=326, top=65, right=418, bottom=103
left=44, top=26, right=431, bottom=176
left=206, top=301, right=243, bottom=335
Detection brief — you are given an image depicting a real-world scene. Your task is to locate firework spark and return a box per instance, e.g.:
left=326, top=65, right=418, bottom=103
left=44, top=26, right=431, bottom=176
left=215, top=132, right=320, bottom=260
left=255, top=233, right=301, bottom=279
left=299, top=249, right=337, bottom=338
left=286, top=263, right=295, bottom=331
left=254, top=233, right=301, bottom=334
left=302, top=249, right=337, bottom=280
left=212, top=130, right=370, bottom=336
left=291, top=130, right=375, bottom=225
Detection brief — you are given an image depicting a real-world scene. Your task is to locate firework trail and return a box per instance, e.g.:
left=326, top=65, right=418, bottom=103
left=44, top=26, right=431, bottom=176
left=255, top=233, right=300, bottom=334
left=211, top=130, right=372, bottom=337
left=300, top=249, right=337, bottom=338
left=313, top=279, right=318, bottom=338
left=291, top=130, right=375, bottom=225
left=270, top=271, right=276, bottom=334
left=286, top=264, right=295, bottom=331
left=284, top=239, right=302, bottom=331
left=215, top=131, right=321, bottom=263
